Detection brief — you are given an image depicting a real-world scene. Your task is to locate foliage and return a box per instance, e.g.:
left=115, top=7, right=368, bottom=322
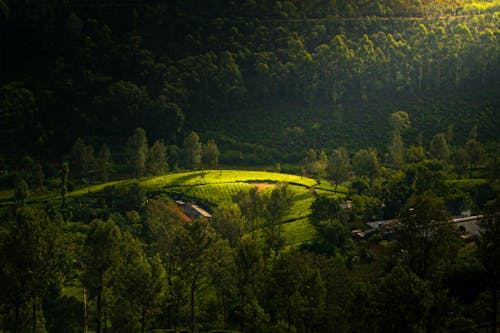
left=126, top=128, right=149, bottom=178
left=352, top=148, right=380, bottom=180
left=182, top=132, right=202, bottom=170
left=397, top=192, right=458, bottom=280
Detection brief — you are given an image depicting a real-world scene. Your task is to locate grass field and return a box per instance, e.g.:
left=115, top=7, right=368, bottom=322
left=1, top=170, right=346, bottom=247
left=142, top=170, right=318, bottom=189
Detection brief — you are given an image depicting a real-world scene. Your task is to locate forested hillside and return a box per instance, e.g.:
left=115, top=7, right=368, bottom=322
left=1, top=1, right=500, bottom=333
left=0, top=0, right=498, bottom=164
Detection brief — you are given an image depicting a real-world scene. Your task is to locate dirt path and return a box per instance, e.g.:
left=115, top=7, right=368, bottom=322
left=254, top=182, right=276, bottom=192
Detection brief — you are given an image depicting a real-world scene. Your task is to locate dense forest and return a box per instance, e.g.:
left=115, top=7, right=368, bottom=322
left=0, top=0, right=499, bottom=332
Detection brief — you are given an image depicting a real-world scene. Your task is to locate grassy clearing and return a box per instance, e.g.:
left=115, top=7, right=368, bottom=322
left=281, top=218, right=317, bottom=246
left=11, top=170, right=322, bottom=246
left=462, top=0, right=500, bottom=12
left=165, top=182, right=256, bottom=206
left=314, top=180, right=349, bottom=194
left=142, top=170, right=317, bottom=189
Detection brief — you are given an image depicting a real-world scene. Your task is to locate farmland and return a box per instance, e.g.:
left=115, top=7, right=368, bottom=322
left=1, top=170, right=345, bottom=247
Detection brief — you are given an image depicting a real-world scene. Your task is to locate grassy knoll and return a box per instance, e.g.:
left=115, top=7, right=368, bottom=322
left=142, top=169, right=318, bottom=189
left=1, top=170, right=346, bottom=247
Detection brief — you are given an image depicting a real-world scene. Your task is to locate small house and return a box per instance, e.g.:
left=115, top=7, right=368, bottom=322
left=184, top=202, right=212, bottom=220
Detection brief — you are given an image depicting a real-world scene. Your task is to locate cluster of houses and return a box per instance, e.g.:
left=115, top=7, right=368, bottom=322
left=175, top=198, right=483, bottom=242
left=352, top=214, right=483, bottom=240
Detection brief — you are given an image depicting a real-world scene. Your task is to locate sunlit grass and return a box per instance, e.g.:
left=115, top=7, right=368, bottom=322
left=165, top=182, right=255, bottom=206
left=142, top=170, right=317, bottom=189
left=281, top=218, right=317, bottom=246
left=462, top=0, right=500, bottom=12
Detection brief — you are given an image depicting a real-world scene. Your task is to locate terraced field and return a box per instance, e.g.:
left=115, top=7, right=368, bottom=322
left=2, top=170, right=346, bottom=246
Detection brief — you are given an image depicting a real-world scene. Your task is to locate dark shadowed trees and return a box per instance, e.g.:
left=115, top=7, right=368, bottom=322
left=182, top=132, right=202, bottom=170
left=147, top=140, right=168, bottom=176
left=0, top=208, right=65, bottom=333
left=126, top=128, right=148, bottom=178
left=83, top=219, right=121, bottom=333
left=477, top=198, right=500, bottom=333
left=397, top=193, right=458, bottom=280
left=96, top=144, right=113, bottom=182
left=265, top=183, right=294, bottom=251
left=326, top=148, right=350, bottom=192
left=430, top=133, right=450, bottom=161
left=202, top=139, right=220, bottom=170
left=352, top=148, right=379, bottom=180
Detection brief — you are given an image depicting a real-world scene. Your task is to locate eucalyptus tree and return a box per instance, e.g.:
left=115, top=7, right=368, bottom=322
left=126, top=127, right=148, bottom=178
left=430, top=133, right=450, bottom=161
left=147, top=140, right=168, bottom=176
left=96, top=144, right=113, bottom=182
left=356, top=34, right=376, bottom=101
left=83, top=219, right=121, bottom=333
left=326, top=147, right=350, bottom=192
left=329, top=34, right=354, bottom=107
left=265, top=183, right=294, bottom=251
left=477, top=198, right=500, bottom=333
left=111, top=233, right=167, bottom=333
left=70, top=138, right=95, bottom=180
left=0, top=208, right=66, bottom=333
left=180, top=219, right=234, bottom=333
left=202, top=139, right=219, bottom=170
left=352, top=148, right=380, bottom=181
left=182, top=131, right=201, bottom=170
left=397, top=193, right=457, bottom=280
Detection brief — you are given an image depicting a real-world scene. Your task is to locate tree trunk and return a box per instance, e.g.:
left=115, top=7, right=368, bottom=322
left=83, top=287, right=88, bottom=333
left=14, top=303, right=20, bottom=333
left=240, top=284, right=245, bottom=332
left=130, top=302, right=134, bottom=333
left=418, top=62, right=423, bottom=92
left=141, top=306, right=147, bottom=333
left=104, top=308, right=107, bottom=333
left=190, top=281, right=196, bottom=333
left=32, top=296, right=36, bottom=333
left=96, top=285, right=102, bottom=333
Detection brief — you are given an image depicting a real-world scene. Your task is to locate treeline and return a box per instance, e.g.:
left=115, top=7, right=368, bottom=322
left=0, top=0, right=498, bottom=163
left=8, top=128, right=220, bottom=206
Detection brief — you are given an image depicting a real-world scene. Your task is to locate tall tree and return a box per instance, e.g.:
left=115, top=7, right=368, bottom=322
left=233, top=187, right=264, bottom=233
left=147, top=140, right=168, bottom=176
left=375, top=265, right=434, bottom=332
left=265, top=183, right=294, bottom=251
left=477, top=198, right=500, bottom=333
left=0, top=208, right=65, bottom=333
left=70, top=138, right=96, bottom=180
left=112, top=234, right=167, bottom=333
left=430, top=133, right=450, bottom=161
left=326, top=147, right=350, bottom=192
left=352, top=148, right=379, bottom=180
left=180, top=219, right=233, bottom=333
left=212, top=202, right=246, bottom=247
left=126, top=128, right=148, bottom=178
left=465, top=138, right=485, bottom=178
left=397, top=193, right=457, bottom=280
left=389, top=132, right=405, bottom=169
left=83, top=219, right=121, bottom=333
left=13, top=178, right=28, bottom=208
left=236, top=236, right=263, bottom=332
left=202, top=139, right=220, bottom=170
left=96, top=144, right=113, bottom=182
left=182, top=131, right=202, bottom=170
left=390, top=111, right=411, bottom=134
left=60, top=162, right=69, bottom=208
